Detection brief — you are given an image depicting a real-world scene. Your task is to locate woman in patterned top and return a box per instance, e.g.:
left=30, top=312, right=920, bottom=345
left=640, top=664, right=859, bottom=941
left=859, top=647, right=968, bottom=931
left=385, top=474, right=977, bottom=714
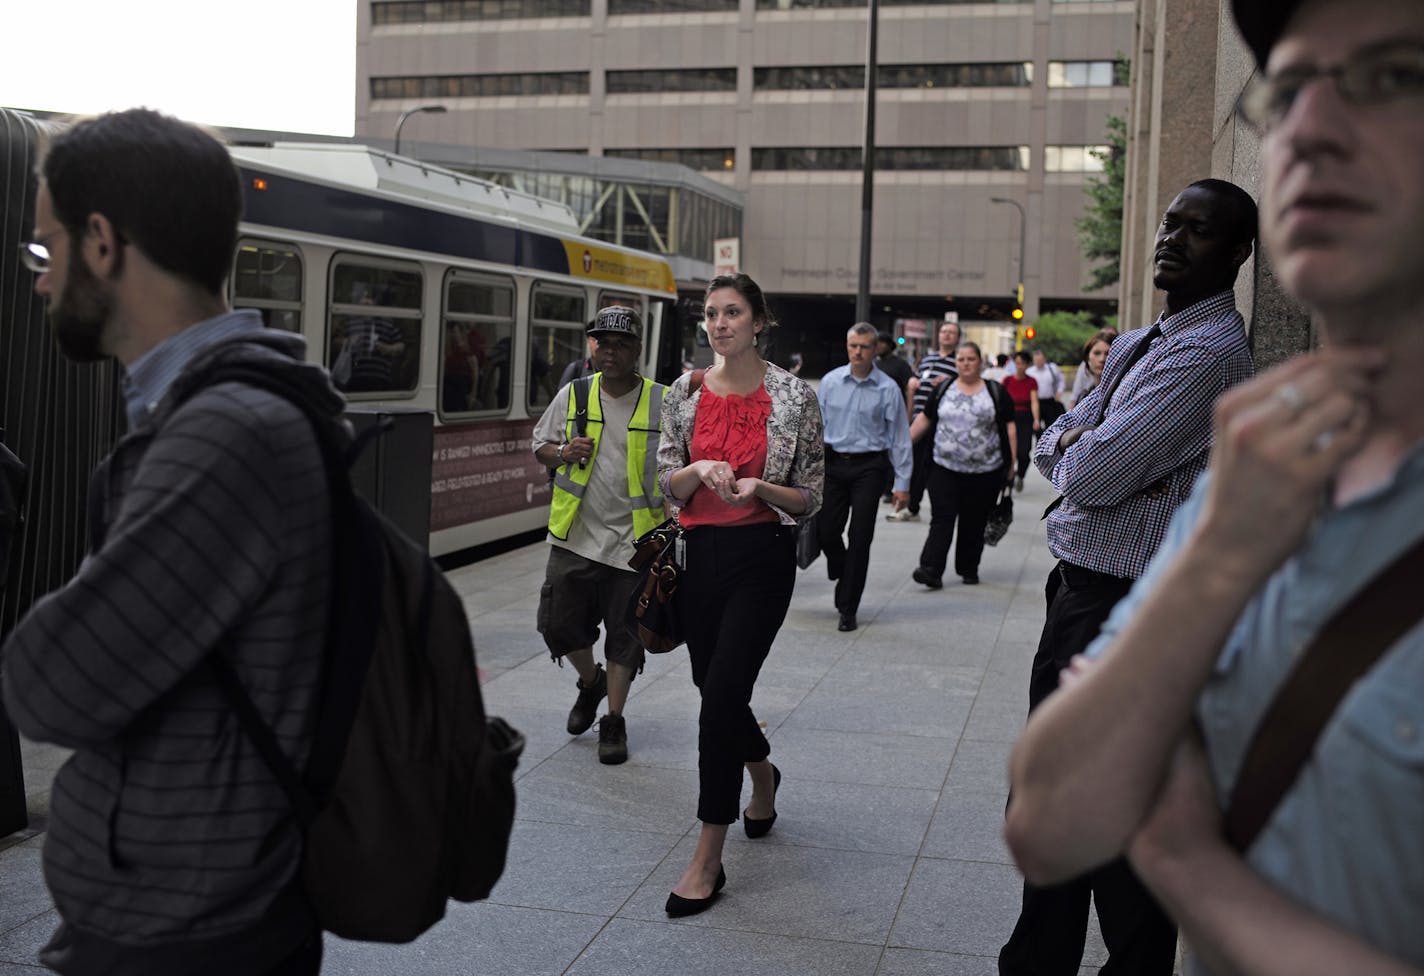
left=909, top=342, right=1016, bottom=587
left=656, top=273, right=824, bottom=918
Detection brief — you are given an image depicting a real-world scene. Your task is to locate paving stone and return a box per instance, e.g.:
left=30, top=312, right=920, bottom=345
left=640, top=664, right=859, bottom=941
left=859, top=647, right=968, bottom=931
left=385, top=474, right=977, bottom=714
left=783, top=663, right=978, bottom=739
left=763, top=727, right=955, bottom=791
left=514, top=756, right=701, bottom=835
left=487, top=819, right=677, bottom=914
left=0, top=911, right=56, bottom=967
left=323, top=902, right=605, bottom=976
left=888, top=857, right=1024, bottom=956
left=0, top=848, right=52, bottom=935
left=621, top=836, right=917, bottom=946
left=921, top=790, right=1012, bottom=865
left=570, top=918, right=882, bottom=976
left=733, top=778, right=940, bottom=857
left=876, top=947, right=999, bottom=976
left=943, top=738, right=1015, bottom=795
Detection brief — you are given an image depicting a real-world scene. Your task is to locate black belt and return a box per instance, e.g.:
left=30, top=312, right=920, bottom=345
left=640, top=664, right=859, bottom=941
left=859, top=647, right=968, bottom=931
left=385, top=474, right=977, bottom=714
left=825, top=446, right=888, bottom=461
left=1057, top=560, right=1132, bottom=588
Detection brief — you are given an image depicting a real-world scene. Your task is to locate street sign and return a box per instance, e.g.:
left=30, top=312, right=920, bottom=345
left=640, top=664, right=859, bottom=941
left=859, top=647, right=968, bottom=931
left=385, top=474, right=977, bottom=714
left=713, top=237, right=740, bottom=277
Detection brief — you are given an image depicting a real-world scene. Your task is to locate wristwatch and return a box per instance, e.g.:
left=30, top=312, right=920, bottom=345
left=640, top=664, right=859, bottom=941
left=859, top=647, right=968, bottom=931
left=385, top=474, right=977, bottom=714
left=557, top=443, right=567, bottom=462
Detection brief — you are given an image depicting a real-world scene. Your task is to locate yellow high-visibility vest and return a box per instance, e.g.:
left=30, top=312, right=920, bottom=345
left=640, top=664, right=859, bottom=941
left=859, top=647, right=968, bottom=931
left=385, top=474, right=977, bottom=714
left=548, top=373, right=667, bottom=540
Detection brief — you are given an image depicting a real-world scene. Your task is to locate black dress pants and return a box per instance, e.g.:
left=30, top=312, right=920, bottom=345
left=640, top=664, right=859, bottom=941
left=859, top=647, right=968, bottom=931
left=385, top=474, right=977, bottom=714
left=907, top=435, right=932, bottom=516
left=819, top=449, right=891, bottom=616
left=678, top=522, right=796, bottom=825
left=917, top=466, right=1002, bottom=580
left=1013, top=409, right=1034, bottom=479
left=999, top=561, right=1177, bottom=976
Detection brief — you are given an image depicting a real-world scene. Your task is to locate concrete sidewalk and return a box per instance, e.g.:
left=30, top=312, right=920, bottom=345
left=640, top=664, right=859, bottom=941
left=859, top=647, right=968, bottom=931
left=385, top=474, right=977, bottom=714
left=0, top=468, right=1132, bottom=975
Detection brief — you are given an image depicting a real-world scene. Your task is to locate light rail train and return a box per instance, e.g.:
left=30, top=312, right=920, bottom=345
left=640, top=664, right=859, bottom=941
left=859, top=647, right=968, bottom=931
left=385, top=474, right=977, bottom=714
left=0, top=110, right=683, bottom=579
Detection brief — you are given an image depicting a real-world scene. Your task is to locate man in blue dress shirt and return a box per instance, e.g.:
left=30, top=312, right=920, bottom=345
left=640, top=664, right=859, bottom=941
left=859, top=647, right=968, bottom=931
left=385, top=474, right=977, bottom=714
left=817, top=323, right=913, bottom=632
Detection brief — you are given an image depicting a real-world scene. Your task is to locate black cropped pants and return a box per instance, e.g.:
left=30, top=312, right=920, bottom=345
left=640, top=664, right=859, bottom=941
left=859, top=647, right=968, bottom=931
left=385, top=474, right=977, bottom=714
left=677, top=521, right=796, bottom=825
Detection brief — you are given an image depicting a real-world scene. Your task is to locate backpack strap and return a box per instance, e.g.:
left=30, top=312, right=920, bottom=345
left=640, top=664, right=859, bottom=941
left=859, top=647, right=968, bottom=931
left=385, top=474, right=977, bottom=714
left=690, top=369, right=705, bottom=395
left=572, top=375, right=593, bottom=440
left=1224, top=531, right=1424, bottom=851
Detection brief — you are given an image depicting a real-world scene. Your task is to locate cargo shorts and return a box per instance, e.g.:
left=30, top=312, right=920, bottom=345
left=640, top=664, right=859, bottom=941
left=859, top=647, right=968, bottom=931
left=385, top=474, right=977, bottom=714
left=537, top=545, right=645, bottom=673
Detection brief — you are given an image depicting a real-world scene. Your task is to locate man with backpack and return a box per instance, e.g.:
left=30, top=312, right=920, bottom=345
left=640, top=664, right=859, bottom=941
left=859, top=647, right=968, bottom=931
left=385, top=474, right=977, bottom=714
left=534, top=305, right=667, bottom=764
left=2, top=109, right=335, bottom=975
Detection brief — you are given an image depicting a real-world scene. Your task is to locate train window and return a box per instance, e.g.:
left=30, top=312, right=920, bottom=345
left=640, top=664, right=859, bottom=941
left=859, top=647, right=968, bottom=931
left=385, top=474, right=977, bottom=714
left=232, top=240, right=303, bottom=332
left=529, top=284, right=586, bottom=412
left=441, top=274, right=516, bottom=418
left=328, top=260, right=423, bottom=397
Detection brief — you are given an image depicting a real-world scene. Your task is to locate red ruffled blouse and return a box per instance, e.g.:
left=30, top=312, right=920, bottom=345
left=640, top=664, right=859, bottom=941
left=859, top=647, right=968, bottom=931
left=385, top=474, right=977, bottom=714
left=680, top=385, right=780, bottom=528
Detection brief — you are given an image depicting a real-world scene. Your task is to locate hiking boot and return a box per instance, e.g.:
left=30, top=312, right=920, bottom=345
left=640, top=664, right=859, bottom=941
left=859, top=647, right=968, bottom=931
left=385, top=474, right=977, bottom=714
left=567, top=664, right=608, bottom=735
left=598, top=713, right=628, bottom=765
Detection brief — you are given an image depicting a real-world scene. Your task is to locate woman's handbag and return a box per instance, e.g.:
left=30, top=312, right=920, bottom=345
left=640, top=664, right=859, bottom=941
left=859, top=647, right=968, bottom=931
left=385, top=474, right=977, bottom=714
left=795, top=512, right=821, bottom=570
left=983, top=487, right=1014, bottom=546
left=624, top=517, right=686, bottom=653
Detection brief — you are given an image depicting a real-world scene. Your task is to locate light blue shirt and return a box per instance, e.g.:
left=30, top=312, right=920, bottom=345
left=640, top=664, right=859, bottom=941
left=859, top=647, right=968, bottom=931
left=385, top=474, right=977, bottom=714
left=122, top=309, right=266, bottom=429
left=1088, top=444, right=1424, bottom=972
left=816, top=363, right=912, bottom=492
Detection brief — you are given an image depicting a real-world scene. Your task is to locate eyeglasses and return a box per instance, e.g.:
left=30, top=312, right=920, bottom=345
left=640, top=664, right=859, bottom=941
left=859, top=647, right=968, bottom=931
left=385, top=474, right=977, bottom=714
left=1237, top=42, right=1424, bottom=132
left=19, top=239, right=52, bottom=274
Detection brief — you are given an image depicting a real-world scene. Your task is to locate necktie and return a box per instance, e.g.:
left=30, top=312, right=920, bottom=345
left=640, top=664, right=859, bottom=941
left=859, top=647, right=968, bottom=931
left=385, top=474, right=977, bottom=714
left=1041, top=323, right=1162, bottom=520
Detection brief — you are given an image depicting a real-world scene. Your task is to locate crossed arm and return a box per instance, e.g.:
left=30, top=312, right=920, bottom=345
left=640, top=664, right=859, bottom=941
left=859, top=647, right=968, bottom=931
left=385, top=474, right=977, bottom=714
left=1005, top=348, right=1419, bottom=975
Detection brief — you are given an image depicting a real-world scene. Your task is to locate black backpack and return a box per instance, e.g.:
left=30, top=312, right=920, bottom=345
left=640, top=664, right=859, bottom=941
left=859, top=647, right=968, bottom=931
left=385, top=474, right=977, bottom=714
left=187, top=359, right=523, bottom=944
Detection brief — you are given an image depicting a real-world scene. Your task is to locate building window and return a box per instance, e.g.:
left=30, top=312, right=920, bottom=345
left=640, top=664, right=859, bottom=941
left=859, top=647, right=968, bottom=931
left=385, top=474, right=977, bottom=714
left=232, top=239, right=302, bottom=333
left=1044, top=145, right=1108, bottom=172
left=370, top=72, right=590, bottom=100
left=1046, top=60, right=1128, bottom=87
left=752, top=146, right=1031, bottom=171
left=756, top=0, right=1029, bottom=8
left=880, top=62, right=1033, bottom=88
left=610, top=0, right=736, bottom=11
left=372, top=0, right=590, bottom=24
left=754, top=65, right=865, bottom=90
left=605, top=148, right=735, bottom=171
left=606, top=68, right=737, bottom=94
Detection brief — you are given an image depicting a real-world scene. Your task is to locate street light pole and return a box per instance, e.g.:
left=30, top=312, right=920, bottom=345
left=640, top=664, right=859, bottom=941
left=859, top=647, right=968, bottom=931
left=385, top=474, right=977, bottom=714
left=394, top=104, right=448, bottom=157
left=855, top=0, right=880, bottom=324
left=990, top=196, right=1026, bottom=313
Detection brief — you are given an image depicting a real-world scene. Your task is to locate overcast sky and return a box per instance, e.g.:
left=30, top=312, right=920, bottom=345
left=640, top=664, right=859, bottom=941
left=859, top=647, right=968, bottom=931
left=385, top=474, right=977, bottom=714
left=3, top=1, right=357, bottom=135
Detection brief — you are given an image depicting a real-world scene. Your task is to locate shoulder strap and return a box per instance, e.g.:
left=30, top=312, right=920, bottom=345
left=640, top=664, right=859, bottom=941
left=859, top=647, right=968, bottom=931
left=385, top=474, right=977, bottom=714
left=1224, top=532, right=1424, bottom=851
left=572, top=376, right=592, bottom=439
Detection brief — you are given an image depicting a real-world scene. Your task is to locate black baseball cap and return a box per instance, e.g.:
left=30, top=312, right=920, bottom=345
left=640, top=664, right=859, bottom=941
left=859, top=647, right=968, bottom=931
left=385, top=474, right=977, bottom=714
left=1232, top=0, right=1306, bottom=68
left=588, top=305, right=642, bottom=340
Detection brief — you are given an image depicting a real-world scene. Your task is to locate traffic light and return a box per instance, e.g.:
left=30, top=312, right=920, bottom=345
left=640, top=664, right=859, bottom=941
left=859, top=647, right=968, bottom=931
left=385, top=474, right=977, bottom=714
left=1011, top=282, right=1025, bottom=321
left=1012, top=305, right=1024, bottom=321
left=1025, top=326, right=1036, bottom=340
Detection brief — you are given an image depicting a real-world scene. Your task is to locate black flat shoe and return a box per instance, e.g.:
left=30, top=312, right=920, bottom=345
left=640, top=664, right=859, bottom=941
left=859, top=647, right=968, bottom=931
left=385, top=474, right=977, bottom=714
left=743, top=764, right=781, bottom=838
left=665, top=866, right=726, bottom=917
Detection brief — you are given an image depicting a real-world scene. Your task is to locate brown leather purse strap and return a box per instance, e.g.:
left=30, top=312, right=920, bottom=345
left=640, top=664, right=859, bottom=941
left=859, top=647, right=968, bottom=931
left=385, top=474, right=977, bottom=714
left=1224, top=531, right=1424, bottom=852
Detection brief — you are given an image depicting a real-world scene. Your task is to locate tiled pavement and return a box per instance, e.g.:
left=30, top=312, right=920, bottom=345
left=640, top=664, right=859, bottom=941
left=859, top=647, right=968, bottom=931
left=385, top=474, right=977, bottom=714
left=0, top=468, right=1150, bottom=975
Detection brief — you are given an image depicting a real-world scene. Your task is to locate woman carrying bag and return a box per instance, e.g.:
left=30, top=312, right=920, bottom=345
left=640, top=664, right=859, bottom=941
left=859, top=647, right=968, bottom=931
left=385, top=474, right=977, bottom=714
left=909, top=342, right=1016, bottom=587
left=656, top=272, right=824, bottom=918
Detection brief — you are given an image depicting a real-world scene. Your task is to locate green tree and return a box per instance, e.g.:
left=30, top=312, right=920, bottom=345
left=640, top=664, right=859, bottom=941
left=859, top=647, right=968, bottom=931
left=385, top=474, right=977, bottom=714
left=1074, top=113, right=1127, bottom=291
left=1027, top=310, right=1100, bottom=365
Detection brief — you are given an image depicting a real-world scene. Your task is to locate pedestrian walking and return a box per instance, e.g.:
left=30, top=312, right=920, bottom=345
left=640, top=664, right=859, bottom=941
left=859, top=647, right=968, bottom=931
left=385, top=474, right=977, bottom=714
left=889, top=320, right=959, bottom=523
left=533, top=305, right=667, bottom=765
left=818, top=323, right=912, bottom=631
left=2, top=108, right=338, bottom=975
left=1002, top=351, right=1041, bottom=491
left=908, top=342, right=1015, bottom=587
left=656, top=272, right=824, bottom=917
left=1027, top=350, right=1066, bottom=430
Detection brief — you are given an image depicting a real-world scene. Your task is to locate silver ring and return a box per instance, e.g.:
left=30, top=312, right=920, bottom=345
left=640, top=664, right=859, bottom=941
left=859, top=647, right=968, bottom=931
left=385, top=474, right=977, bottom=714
left=1274, top=383, right=1306, bottom=415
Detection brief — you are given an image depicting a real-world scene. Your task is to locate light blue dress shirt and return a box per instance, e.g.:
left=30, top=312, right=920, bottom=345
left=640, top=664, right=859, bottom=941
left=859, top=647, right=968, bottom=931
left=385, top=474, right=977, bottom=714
left=816, top=363, right=912, bottom=492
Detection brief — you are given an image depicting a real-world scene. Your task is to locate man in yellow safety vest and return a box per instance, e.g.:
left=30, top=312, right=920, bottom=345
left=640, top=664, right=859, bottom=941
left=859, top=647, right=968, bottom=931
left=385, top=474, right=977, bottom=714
left=533, top=305, right=667, bottom=763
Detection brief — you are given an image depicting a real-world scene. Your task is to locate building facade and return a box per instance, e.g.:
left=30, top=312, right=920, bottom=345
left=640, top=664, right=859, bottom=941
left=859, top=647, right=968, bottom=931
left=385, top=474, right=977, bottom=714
left=356, top=0, right=1135, bottom=364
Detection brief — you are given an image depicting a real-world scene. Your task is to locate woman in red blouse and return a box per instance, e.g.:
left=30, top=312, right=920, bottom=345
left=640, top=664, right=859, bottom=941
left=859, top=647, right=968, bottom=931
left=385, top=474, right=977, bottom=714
left=1002, top=351, right=1041, bottom=491
left=656, top=273, right=824, bottom=917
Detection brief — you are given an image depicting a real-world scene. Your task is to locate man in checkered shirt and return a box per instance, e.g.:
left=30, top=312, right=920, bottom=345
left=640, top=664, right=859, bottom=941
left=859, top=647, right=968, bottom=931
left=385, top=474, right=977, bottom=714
left=999, top=178, right=1258, bottom=976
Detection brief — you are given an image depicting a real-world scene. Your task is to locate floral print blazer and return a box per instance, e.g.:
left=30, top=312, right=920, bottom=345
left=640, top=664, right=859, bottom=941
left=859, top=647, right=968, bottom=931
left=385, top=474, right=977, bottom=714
left=657, top=362, right=825, bottom=524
